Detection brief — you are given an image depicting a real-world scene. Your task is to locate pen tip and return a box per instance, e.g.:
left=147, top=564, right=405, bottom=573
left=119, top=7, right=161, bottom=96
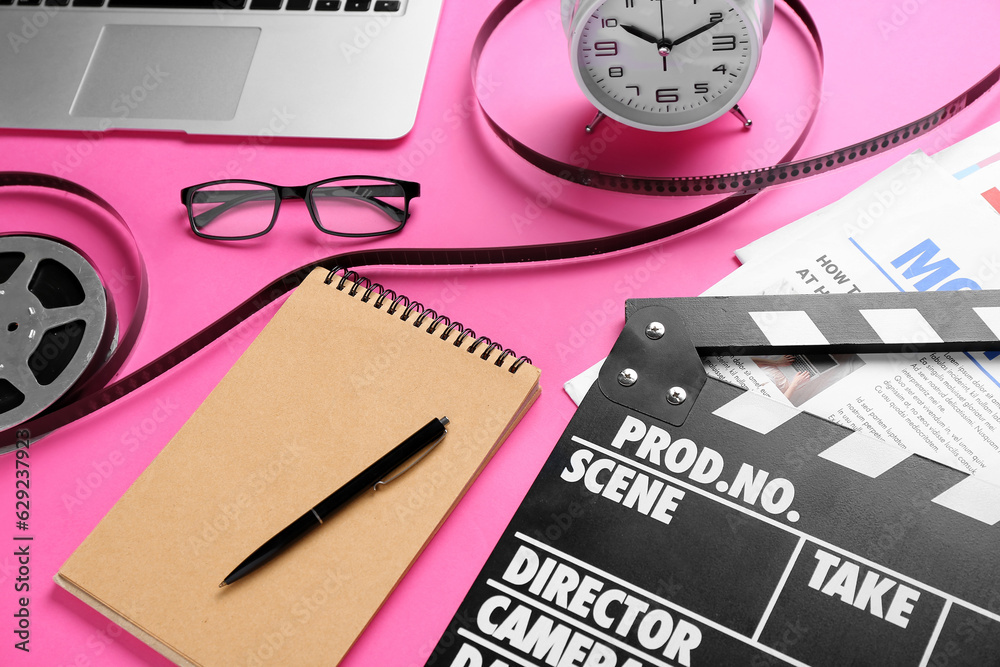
left=218, top=581, right=227, bottom=588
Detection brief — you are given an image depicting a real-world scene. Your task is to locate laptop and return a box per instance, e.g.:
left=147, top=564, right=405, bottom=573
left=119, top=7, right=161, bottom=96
left=0, top=0, right=444, bottom=139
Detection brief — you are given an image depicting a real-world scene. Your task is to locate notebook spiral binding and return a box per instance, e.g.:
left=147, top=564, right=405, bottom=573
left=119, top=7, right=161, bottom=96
left=324, top=268, right=531, bottom=373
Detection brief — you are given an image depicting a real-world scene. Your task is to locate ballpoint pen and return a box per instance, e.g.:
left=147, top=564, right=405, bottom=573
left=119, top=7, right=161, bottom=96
left=220, top=416, right=449, bottom=587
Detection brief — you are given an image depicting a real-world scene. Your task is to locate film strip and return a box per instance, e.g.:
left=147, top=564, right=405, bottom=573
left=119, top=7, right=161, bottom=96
left=472, top=0, right=1000, bottom=197
left=3, top=2, right=1000, bottom=450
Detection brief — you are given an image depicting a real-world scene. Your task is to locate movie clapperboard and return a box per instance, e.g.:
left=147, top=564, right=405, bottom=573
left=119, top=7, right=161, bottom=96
left=428, top=291, right=1000, bottom=667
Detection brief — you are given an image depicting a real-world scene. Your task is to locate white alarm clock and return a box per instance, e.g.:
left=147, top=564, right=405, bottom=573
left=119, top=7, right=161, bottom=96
left=562, top=0, right=773, bottom=132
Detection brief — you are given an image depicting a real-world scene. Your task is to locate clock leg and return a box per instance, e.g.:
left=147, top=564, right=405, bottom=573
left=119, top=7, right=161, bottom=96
left=585, top=111, right=606, bottom=134
left=730, top=104, right=753, bottom=129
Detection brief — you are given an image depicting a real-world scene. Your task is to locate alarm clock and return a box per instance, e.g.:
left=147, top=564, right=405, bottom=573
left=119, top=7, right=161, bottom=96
left=562, top=0, right=773, bottom=132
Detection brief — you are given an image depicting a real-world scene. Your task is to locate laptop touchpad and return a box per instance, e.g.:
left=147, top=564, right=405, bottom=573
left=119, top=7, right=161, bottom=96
left=71, top=25, right=260, bottom=122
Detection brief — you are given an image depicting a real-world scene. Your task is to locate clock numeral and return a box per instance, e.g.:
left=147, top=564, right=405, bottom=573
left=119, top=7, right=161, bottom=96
left=601, top=18, right=618, bottom=28
left=655, top=88, right=679, bottom=103
left=626, top=85, right=640, bottom=96
left=712, top=35, right=737, bottom=51
left=694, top=82, right=710, bottom=95
left=712, top=64, right=727, bottom=75
left=609, top=66, right=624, bottom=78
left=594, top=41, right=619, bottom=56
left=709, top=11, right=723, bottom=22
left=624, top=0, right=634, bottom=7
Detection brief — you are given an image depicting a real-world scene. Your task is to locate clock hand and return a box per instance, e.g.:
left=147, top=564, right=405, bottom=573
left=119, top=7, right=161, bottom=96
left=619, top=24, right=659, bottom=45
left=670, top=18, right=723, bottom=47
left=657, top=0, right=670, bottom=63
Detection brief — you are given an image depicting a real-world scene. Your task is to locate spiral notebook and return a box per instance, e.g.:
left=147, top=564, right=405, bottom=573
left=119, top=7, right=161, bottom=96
left=54, top=267, right=541, bottom=666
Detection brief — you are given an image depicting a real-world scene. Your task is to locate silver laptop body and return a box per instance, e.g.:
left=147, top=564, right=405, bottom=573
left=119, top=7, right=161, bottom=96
left=0, top=0, right=444, bottom=139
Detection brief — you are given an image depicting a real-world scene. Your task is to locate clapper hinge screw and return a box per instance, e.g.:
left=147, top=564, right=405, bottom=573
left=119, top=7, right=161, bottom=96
left=618, top=369, right=638, bottom=387
left=645, top=322, right=665, bottom=340
left=666, top=387, right=687, bottom=405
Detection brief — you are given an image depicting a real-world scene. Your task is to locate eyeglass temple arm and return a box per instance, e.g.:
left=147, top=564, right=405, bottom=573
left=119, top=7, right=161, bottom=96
left=185, top=185, right=412, bottom=228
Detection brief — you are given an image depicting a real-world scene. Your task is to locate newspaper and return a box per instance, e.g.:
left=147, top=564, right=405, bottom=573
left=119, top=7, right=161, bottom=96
left=565, top=136, right=1000, bottom=480
left=736, top=122, right=1000, bottom=264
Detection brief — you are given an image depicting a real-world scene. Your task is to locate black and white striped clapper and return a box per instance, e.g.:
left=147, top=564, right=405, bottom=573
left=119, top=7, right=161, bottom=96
left=428, top=288, right=1000, bottom=667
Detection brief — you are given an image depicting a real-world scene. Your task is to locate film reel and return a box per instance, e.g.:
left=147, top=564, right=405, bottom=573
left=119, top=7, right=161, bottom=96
left=0, top=235, right=116, bottom=430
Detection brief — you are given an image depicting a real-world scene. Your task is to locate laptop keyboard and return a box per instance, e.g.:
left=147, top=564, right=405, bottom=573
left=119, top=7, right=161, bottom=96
left=0, top=0, right=405, bottom=12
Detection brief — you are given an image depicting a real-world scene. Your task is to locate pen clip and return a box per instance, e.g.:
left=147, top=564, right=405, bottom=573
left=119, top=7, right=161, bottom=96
left=373, top=430, right=447, bottom=490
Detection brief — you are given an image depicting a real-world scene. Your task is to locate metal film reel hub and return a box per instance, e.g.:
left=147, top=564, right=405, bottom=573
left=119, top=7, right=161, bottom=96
left=1, top=235, right=111, bottom=430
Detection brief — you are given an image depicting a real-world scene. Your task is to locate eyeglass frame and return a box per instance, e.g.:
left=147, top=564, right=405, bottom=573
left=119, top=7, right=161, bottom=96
left=180, top=175, right=421, bottom=241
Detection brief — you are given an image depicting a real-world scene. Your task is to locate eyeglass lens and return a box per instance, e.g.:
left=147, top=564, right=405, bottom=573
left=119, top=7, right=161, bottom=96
left=189, top=183, right=277, bottom=239
left=310, top=177, right=408, bottom=235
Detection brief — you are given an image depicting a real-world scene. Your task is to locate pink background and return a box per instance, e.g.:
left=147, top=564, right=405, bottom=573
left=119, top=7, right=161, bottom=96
left=2, top=0, right=1000, bottom=665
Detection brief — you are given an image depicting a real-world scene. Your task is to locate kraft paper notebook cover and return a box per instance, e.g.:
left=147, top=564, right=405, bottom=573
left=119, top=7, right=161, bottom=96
left=54, top=267, right=541, bottom=666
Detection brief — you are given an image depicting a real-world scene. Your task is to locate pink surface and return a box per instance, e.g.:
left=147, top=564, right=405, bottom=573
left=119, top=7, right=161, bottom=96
left=2, top=1, right=1000, bottom=665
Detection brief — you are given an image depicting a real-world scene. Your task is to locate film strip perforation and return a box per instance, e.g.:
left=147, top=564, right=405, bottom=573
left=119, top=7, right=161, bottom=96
left=511, top=100, right=964, bottom=198
left=499, top=47, right=989, bottom=201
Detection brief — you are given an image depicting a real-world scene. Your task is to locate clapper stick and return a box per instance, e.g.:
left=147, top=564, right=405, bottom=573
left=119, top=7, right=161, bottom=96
left=627, top=291, right=1000, bottom=356
left=595, top=290, right=1000, bottom=526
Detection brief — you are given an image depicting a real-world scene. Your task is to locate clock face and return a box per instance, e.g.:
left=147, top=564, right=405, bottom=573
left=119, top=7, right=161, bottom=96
left=572, top=0, right=759, bottom=131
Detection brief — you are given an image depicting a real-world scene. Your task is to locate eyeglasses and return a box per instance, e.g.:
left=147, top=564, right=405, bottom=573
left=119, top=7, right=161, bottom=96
left=180, top=176, right=420, bottom=240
